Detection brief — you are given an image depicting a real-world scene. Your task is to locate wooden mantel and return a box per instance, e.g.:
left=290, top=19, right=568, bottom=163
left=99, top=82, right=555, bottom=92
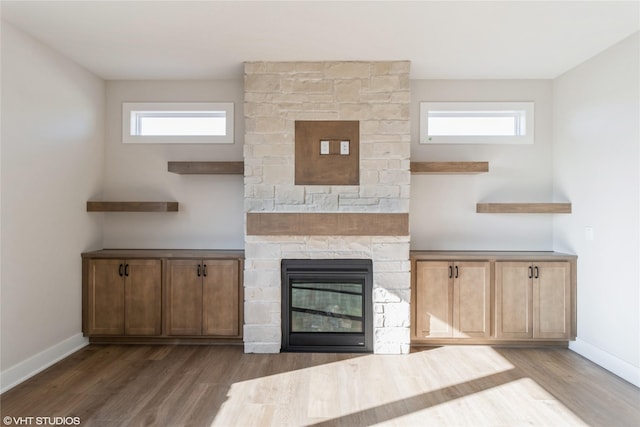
left=246, top=212, right=409, bottom=236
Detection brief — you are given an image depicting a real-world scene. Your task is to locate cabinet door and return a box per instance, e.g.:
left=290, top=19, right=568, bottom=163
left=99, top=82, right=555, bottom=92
left=124, top=259, right=162, bottom=336
left=495, top=262, right=532, bottom=339
left=454, top=262, right=491, bottom=338
left=415, top=261, right=453, bottom=338
left=202, top=259, right=240, bottom=336
left=166, top=259, right=203, bottom=335
left=88, top=259, right=124, bottom=335
left=533, top=262, right=571, bottom=339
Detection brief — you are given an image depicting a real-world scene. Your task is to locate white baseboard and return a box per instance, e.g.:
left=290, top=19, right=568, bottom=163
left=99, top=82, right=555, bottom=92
left=570, top=338, right=640, bottom=387
left=1, top=333, right=88, bottom=393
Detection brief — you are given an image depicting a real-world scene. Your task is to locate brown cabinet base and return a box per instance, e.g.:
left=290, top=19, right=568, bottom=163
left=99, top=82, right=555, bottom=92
left=88, top=336, right=244, bottom=345
left=82, top=249, right=244, bottom=343
left=411, top=251, right=576, bottom=346
left=411, top=338, right=569, bottom=349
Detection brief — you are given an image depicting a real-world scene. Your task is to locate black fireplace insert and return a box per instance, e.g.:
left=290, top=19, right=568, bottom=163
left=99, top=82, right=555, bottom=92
left=281, top=259, right=373, bottom=353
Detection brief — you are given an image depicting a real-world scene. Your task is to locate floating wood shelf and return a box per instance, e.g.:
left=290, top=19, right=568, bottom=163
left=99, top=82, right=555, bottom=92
left=168, top=161, right=244, bottom=175
left=410, top=161, right=489, bottom=174
left=168, top=161, right=488, bottom=175
left=476, top=203, right=572, bottom=214
left=87, top=202, right=179, bottom=212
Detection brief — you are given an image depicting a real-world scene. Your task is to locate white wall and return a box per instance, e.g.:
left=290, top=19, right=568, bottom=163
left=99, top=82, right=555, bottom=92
left=102, top=80, right=244, bottom=249
left=0, top=22, right=104, bottom=389
left=410, top=80, right=554, bottom=250
left=553, top=33, right=640, bottom=386
left=104, top=79, right=554, bottom=252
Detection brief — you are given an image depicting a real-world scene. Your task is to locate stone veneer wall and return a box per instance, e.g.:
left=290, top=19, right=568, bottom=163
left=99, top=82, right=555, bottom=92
left=243, top=61, right=411, bottom=354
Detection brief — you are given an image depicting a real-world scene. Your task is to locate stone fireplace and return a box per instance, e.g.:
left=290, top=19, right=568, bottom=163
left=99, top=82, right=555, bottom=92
left=243, top=61, right=411, bottom=354
left=281, top=258, right=374, bottom=353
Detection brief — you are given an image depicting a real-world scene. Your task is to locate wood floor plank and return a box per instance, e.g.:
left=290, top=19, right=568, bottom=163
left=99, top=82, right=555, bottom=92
left=1, top=345, right=638, bottom=426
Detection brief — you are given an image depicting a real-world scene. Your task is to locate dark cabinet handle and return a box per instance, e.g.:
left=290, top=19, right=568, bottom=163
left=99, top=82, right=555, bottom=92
left=197, top=264, right=201, bottom=277
left=455, top=265, right=459, bottom=279
left=449, top=265, right=453, bottom=279
left=528, top=266, right=533, bottom=279
left=124, top=264, right=129, bottom=277
left=534, top=266, right=539, bottom=279
left=203, top=264, right=207, bottom=277
left=119, top=264, right=124, bottom=277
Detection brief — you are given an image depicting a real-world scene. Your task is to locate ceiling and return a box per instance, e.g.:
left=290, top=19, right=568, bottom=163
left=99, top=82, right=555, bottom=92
left=1, top=1, right=638, bottom=80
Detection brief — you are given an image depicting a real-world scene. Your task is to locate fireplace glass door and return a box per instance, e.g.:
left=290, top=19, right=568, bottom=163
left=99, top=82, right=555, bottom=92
left=291, top=281, right=364, bottom=333
left=282, top=259, right=373, bottom=353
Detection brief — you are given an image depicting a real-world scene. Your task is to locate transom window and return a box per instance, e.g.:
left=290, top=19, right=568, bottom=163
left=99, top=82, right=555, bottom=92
left=420, top=102, right=534, bottom=144
left=122, top=102, right=234, bottom=144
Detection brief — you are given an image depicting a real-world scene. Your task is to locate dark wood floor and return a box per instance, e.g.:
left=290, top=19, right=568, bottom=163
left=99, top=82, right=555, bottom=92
left=1, top=344, right=639, bottom=426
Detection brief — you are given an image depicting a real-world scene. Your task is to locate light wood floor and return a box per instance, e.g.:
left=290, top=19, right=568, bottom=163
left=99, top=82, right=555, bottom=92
left=1, top=345, right=639, bottom=426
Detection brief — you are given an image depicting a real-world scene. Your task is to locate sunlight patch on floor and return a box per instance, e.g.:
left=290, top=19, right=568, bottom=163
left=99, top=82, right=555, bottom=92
left=378, top=377, right=587, bottom=426
left=211, top=346, right=584, bottom=426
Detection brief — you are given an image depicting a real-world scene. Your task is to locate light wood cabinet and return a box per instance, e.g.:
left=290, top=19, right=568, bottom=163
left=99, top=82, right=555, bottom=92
left=82, top=249, right=243, bottom=343
left=411, top=251, right=576, bottom=345
left=166, top=258, right=240, bottom=337
left=496, top=261, right=571, bottom=340
left=534, top=262, right=572, bottom=339
left=166, top=259, right=202, bottom=335
left=202, top=260, right=241, bottom=336
left=456, top=262, right=492, bottom=338
left=414, top=261, right=490, bottom=339
left=86, top=258, right=161, bottom=336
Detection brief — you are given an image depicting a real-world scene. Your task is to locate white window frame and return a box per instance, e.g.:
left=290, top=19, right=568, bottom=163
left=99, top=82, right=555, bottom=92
left=419, top=101, right=534, bottom=144
left=122, top=102, right=234, bottom=144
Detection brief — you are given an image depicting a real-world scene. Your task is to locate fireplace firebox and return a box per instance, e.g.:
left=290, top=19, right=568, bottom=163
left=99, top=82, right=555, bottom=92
left=281, top=259, right=373, bottom=353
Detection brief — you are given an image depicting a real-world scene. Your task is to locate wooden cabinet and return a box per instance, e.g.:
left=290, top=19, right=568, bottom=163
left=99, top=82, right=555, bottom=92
left=534, top=262, right=572, bottom=339
left=411, top=251, right=576, bottom=345
left=166, top=259, right=202, bottom=335
left=166, top=259, right=240, bottom=337
left=414, top=261, right=490, bottom=339
left=82, top=249, right=243, bottom=343
left=496, top=261, right=571, bottom=340
left=202, top=260, right=241, bottom=336
left=86, top=258, right=161, bottom=336
left=455, top=262, right=492, bottom=338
